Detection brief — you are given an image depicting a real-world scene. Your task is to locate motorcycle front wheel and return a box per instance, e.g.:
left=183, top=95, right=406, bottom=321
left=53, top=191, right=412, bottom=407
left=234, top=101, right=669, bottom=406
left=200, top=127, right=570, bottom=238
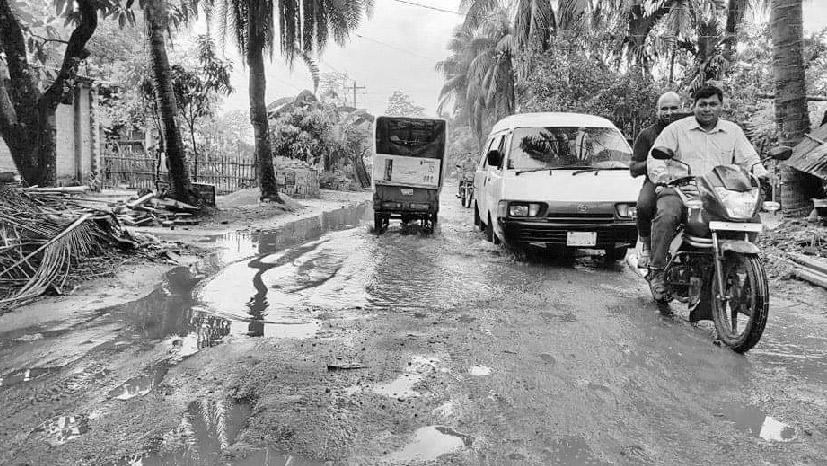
left=711, top=254, right=769, bottom=353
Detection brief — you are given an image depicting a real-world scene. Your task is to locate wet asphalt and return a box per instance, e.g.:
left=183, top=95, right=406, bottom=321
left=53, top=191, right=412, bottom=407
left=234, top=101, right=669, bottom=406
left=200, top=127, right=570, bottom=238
left=1, top=188, right=826, bottom=465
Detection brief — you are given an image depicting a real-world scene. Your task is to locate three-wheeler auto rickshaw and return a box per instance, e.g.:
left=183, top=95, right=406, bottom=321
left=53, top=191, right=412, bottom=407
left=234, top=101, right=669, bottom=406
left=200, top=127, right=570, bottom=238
left=372, top=116, right=446, bottom=234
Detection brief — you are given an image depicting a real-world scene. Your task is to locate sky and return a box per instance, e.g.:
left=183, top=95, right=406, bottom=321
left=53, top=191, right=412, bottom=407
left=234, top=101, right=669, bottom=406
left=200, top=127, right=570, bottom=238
left=200, top=0, right=827, bottom=119
left=210, top=0, right=464, bottom=118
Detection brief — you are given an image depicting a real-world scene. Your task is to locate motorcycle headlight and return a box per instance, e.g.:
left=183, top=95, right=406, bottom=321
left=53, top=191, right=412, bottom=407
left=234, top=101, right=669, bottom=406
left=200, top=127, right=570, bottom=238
left=714, top=187, right=759, bottom=219
left=505, top=202, right=545, bottom=217
left=615, top=204, right=637, bottom=218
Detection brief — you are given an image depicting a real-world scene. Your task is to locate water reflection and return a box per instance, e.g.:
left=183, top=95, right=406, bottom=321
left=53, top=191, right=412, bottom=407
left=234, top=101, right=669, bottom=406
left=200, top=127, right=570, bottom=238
left=383, top=426, right=472, bottom=463
left=722, top=404, right=796, bottom=441
left=122, top=398, right=251, bottom=465
left=199, top=203, right=372, bottom=338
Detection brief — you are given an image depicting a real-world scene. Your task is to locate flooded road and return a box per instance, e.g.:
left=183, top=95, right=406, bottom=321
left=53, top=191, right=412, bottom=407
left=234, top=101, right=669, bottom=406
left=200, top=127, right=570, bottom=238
left=2, top=191, right=827, bottom=465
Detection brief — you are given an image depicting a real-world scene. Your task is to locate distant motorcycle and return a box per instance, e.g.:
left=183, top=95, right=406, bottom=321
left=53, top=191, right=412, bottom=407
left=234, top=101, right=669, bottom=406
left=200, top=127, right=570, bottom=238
left=646, top=146, right=790, bottom=353
left=456, top=164, right=474, bottom=208
left=459, top=178, right=474, bottom=208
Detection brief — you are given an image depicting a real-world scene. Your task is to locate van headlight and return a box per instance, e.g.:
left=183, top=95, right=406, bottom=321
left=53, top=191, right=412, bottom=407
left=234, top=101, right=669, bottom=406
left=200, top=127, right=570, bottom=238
left=502, top=201, right=545, bottom=217
left=714, top=187, right=759, bottom=219
left=615, top=203, right=637, bottom=218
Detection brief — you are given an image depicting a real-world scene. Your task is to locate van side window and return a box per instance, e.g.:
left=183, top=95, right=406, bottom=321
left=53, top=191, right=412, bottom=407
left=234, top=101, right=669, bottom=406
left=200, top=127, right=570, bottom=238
left=484, top=134, right=505, bottom=170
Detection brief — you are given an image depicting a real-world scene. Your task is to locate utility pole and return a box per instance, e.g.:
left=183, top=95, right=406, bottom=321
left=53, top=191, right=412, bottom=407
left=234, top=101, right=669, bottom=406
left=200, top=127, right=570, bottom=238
left=351, top=81, right=366, bottom=108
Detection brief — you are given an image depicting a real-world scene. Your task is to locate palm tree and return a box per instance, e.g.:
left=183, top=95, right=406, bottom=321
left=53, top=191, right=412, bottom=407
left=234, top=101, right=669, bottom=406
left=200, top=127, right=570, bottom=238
left=208, top=0, right=372, bottom=202
left=770, top=0, right=817, bottom=212
left=144, top=0, right=194, bottom=204
left=437, top=5, right=516, bottom=145
left=770, top=0, right=808, bottom=146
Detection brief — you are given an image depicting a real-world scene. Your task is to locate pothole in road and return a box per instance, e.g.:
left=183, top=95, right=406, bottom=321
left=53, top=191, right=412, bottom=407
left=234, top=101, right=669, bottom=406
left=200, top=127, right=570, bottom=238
left=383, top=425, right=472, bottom=463
left=541, top=311, right=577, bottom=322
left=0, top=366, right=62, bottom=388
left=720, top=404, right=796, bottom=442
left=543, top=435, right=609, bottom=465
left=108, top=365, right=168, bottom=401
left=119, top=398, right=253, bottom=465
left=31, top=414, right=90, bottom=446
left=468, top=365, right=492, bottom=376
left=348, top=356, right=441, bottom=399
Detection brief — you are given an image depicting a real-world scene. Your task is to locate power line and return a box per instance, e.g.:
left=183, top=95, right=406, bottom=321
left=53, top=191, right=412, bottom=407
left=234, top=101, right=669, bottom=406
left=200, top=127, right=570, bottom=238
left=354, top=33, right=438, bottom=60
left=388, top=0, right=463, bottom=15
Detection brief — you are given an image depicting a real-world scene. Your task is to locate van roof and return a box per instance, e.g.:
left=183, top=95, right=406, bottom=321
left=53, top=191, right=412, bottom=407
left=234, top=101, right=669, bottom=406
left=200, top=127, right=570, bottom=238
left=490, top=112, right=616, bottom=133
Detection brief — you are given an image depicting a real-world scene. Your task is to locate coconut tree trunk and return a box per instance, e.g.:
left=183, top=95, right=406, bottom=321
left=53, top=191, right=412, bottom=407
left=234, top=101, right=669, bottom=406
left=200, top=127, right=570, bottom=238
left=145, top=0, right=193, bottom=204
left=247, top=1, right=281, bottom=202
left=724, top=0, right=745, bottom=63
left=771, top=0, right=815, bottom=213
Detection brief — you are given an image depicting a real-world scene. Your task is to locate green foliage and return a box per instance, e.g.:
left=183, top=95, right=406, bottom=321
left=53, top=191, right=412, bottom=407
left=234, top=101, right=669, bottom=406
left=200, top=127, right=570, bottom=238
left=384, top=91, right=426, bottom=118
left=171, top=35, right=233, bottom=127
left=437, top=6, right=516, bottom=142
left=518, top=33, right=664, bottom=137
left=269, top=96, right=374, bottom=172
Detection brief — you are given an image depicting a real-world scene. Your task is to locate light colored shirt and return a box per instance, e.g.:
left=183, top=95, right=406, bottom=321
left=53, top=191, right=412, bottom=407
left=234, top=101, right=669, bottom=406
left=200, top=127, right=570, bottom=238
left=647, top=116, right=767, bottom=184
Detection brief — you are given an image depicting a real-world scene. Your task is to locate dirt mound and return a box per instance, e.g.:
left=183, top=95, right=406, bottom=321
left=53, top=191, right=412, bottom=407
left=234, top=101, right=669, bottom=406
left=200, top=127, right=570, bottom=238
left=217, top=189, right=302, bottom=210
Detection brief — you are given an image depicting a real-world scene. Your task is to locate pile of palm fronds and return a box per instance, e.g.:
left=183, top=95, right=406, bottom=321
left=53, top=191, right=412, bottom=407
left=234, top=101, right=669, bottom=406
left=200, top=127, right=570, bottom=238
left=0, top=184, right=124, bottom=311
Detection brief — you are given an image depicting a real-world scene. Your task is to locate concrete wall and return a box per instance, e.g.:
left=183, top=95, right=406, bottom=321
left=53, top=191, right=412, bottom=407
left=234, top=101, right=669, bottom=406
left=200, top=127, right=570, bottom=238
left=0, top=83, right=97, bottom=183
left=0, top=135, right=13, bottom=172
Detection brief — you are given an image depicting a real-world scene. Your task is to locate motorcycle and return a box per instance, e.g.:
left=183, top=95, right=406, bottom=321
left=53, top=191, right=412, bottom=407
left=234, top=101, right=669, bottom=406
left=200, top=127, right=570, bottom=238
left=646, top=145, right=791, bottom=353
left=456, top=164, right=474, bottom=208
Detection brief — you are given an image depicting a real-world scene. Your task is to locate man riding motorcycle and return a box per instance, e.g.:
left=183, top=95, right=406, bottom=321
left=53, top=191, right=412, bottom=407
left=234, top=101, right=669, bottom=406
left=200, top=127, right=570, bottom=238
left=647, top=85, right=769, bottom=301
left=456, top=153, right=476, bottom=198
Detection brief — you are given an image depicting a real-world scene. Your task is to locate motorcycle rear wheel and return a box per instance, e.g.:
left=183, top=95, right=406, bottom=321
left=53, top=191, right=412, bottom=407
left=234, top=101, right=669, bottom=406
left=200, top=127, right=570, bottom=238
left=711, top=254, right=769, bottom=353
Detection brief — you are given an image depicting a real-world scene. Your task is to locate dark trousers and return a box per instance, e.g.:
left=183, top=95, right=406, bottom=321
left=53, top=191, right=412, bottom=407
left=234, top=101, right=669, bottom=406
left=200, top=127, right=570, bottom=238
left=651, top=188, right=684, bottom=270
left=637, top=179, right=656, bottom=239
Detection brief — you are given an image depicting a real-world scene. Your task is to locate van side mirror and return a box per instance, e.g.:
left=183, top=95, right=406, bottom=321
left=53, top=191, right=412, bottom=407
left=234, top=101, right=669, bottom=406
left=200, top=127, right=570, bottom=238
left=487, top=149, right=502, bottom=167
left=651, top=146, right=674, bottom=160
left=768, top=145, right=792, bottom=161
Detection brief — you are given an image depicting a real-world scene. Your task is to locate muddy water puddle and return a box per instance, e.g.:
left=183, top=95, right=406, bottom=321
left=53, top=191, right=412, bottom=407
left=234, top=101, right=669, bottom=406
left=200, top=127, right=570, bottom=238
left=119, top=398, right=322, bottom=466
left=32, top=414, right=90, bottom=446
left=720, top=404, right=796, bottom=442
left=0, top=366, right=61, bottom=388
left=544, top=436, right=610, bottom=465
left=384, top=425, right=472, bottom=463
left=108, top=365, right=168, bottom=401
left=197, top=202, right=373, bottom=339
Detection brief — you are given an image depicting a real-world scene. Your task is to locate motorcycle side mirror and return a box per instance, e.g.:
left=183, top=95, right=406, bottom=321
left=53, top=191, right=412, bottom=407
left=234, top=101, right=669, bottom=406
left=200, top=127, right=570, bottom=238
left=767, top=145, right=793, bottom=161
left=651, top=147, right=675, bottom=160
left=487, top=149, right=502, bottom=167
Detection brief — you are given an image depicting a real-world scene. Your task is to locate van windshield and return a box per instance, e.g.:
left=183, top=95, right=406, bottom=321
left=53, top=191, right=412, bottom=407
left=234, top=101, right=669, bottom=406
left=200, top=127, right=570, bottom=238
left=508, top=126, right=632, bottom=170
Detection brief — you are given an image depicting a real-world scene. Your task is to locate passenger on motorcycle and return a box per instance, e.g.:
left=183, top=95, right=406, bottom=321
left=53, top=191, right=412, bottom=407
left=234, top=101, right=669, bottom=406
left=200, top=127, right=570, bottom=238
left=646, top=85, right=769, bottom=301
left=629, top=91, right=683, bottom=269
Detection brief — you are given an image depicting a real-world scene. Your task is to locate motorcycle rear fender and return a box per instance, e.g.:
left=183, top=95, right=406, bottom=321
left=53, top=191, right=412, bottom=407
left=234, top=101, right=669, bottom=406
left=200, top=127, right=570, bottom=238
left=718, top=239, right=760, bottom=255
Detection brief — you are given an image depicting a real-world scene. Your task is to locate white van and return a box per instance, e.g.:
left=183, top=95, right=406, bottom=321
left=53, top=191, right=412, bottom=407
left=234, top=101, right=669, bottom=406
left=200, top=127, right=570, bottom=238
left=473, top=112, right=640, bottom=260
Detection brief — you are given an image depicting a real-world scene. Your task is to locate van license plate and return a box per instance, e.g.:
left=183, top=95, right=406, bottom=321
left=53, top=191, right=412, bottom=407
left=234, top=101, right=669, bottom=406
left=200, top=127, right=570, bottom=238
left=400, top=189, right=414, bottom=196
left=567, top=232, right=596, bottom=246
